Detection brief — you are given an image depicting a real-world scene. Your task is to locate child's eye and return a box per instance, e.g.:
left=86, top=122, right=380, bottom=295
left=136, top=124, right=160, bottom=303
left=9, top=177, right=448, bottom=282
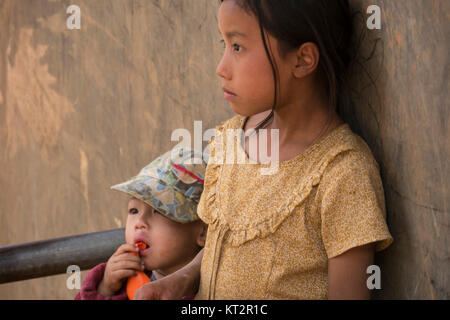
left=128, top=208, right=138, bottom=215
left=233, top=43, right=242, bottom=52
left=219, top=40, right=242, bottom=53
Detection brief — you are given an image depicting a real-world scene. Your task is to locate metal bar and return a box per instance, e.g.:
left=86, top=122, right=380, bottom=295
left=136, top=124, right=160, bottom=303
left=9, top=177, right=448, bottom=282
left=0, top=228, right=125, bottom=284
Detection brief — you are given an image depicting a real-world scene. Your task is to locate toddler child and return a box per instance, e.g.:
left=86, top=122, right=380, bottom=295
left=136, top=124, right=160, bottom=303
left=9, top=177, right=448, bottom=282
left=75, top=147, right=207, bottom=299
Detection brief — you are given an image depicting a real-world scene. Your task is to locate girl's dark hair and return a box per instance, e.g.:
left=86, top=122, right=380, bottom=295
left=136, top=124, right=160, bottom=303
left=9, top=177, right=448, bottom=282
left=219, top=0, right=354, bottom=130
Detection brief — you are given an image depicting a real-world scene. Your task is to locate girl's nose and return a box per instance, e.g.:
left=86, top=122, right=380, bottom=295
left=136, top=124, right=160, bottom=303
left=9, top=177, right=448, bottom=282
left=216, top=54, right=231, bottom=80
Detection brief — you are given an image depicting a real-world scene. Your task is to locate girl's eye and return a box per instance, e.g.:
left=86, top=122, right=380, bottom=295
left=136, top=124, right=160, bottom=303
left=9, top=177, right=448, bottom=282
left=219, top=40, right=242, bottom=53
left=129, top=208, right=138, bottom=215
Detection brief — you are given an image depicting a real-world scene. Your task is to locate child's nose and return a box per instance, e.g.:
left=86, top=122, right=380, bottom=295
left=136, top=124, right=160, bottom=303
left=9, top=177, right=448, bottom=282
left=134, top=214, right=148, bottom=230
left=216, top=54, right=231, bottom=80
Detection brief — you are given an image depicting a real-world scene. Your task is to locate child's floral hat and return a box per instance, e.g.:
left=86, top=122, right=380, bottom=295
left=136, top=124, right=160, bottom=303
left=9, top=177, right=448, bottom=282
left=111, top=147, right=207, bottom=223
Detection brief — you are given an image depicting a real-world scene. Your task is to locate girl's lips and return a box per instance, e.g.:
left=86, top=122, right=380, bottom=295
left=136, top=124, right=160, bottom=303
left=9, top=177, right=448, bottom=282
left=222, top=87, right=237, bottom=100
left=224, top=91, right=237, bottom=100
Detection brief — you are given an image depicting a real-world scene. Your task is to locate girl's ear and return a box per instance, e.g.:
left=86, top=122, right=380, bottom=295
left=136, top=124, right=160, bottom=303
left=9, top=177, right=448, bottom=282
left=196, top=222, right=208, bottom=247
left=292, top=42, right=320, bottom=78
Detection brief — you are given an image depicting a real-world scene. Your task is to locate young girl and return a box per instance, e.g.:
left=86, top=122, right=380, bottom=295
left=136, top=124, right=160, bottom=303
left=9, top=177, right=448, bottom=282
left=134, top=0, right=393, bottom=300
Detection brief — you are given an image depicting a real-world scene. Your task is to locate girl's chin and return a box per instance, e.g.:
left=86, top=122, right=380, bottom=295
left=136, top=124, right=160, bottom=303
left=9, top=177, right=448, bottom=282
left=229, top=103, right=255, bottom=117
left=229, top=103, right=271, bottom=118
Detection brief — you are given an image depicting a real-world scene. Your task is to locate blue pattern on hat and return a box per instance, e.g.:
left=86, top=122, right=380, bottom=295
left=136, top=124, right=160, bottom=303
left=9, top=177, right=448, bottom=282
left=157, top=168, right=165, bottom=179
left=156, top=183, right=166, bottom=191
left=186, top=187, right=194, bottom=197
left=167, top=203, right=176, bottom=213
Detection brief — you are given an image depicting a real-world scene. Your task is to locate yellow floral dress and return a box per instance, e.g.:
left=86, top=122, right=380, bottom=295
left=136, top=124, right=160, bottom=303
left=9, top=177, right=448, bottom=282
left=196, top=115, right=393, bottom=299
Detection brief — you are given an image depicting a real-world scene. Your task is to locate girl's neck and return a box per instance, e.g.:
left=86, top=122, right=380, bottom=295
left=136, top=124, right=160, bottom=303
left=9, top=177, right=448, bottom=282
left=243, top=79, right=344, bottom=162
left=243, top=105, right=343, bottom=163
left=267, top=94, right=342, bottom=148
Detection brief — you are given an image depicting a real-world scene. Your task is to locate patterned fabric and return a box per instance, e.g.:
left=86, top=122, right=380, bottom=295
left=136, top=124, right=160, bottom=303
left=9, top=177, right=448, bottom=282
left=195, top=115, right=393, bottom=300
left=111, top=147, right=207, bottom=223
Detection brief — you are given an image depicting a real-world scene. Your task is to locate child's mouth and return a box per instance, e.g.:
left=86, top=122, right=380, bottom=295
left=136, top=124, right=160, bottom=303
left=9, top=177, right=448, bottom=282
left=135, top=240, right=150, bottom=256
left=224, top=92, right=236, bottom=100
left=222, top=87, right=237, bottom=100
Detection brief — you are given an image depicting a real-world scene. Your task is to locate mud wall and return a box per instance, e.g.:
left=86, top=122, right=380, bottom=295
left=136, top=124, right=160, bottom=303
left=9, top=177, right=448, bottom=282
left=345, top=0, right=449, bottom=299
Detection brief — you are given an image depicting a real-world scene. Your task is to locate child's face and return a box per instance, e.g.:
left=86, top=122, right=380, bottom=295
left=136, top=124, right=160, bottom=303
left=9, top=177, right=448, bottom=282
left=125, top=197, right=204, bottom=276
left=217, top=0, right=293, bottom=116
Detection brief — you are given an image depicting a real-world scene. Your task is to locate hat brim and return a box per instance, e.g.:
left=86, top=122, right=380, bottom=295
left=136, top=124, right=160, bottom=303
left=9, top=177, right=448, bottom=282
left=111, top=176, right=199, bottom=224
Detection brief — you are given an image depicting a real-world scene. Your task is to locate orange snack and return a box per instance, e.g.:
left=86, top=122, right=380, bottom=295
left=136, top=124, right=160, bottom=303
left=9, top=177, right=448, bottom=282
left=126, top=241, right=151, bottom=300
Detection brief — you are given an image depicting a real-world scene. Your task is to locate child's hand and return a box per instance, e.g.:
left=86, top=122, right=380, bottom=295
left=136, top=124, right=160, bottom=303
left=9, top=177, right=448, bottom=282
left=98, top=244, right=143, bottom=297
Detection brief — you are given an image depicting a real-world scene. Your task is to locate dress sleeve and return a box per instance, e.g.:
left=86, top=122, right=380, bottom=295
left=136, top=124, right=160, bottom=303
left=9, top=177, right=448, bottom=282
left=74, top=263, right=128, bottom=300
left=317, top=150, right=394, bottom=259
